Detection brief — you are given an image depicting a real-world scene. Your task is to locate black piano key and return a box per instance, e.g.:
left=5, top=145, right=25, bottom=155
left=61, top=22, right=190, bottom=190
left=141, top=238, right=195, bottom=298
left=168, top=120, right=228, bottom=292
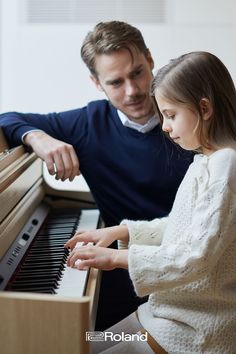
left=34, top=241, right=69, bottom=246
left=20, top=263, right=65, bottom=271
left=36, top=251, right=67, bottom=256
left=17, top=269, right=63, bottom=277
left=31, top=289, right=56, bottom=294
left=29, top=246, right=69, bottom=251
left=23, top=255, right=67, bottom=262
left=15, top=272, right=60, bottom=280
left=24, top=259, right=67, bottom=266
left=38, top=228, right=75, bottom=236
left=33, top=238, right=70, bottom=243
left=8, top=278, right=58, bottom=292
left=28, top=247, right=68, bottom=253
left=32, top=242, right=70, bottom=248
left=21, top=257, right=65, bottom=264
left=10, top=274, right=60, bottom=287
left=42, top=222, right=76, bottom=229
left=35, top=235, right=71, bottom=240
left=23, top=254, right=67, bottom=261
left=24, top=259, right=66, bottom=266
left=10, top=278, right=59, bottom=287
left=32, top=238, right=70, bottom=243
left=11, top=281, right=59, bottom=290
left=8, top=287, right=56, bottom=294
left=40, top=224, right=75, bottom=230
left=22, top=259, right=65, bottom=266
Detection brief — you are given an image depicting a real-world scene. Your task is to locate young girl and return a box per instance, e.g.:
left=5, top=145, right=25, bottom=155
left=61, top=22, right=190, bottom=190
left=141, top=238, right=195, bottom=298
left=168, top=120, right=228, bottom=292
left=65, top=51, right=236, bottom=354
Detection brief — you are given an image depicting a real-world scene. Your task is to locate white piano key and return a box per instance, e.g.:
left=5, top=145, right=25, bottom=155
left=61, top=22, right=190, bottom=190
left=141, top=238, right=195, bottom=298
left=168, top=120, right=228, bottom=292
left=55, top=266, right=88, bottom=298
left=55, top=209, right=100, bottom=298
left=76, top=209, right=100, bottom=232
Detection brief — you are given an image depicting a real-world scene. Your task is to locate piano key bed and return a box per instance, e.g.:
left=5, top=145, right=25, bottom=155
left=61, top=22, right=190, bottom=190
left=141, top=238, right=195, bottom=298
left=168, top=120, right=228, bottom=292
left=0, top=202, right=100, bottom=297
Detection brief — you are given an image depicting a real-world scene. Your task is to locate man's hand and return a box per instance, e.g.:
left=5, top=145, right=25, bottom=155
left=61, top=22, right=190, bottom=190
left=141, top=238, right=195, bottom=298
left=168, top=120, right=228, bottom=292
left=25, top=131, right=80, bottom=181
left=64, top=225, right=129, bottom=250
left=67, top=245, right=128, bottom=270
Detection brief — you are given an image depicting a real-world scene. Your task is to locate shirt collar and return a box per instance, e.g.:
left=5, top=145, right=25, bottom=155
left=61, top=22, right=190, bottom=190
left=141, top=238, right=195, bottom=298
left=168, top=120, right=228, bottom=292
left=117, top=110, right=159, bottom=133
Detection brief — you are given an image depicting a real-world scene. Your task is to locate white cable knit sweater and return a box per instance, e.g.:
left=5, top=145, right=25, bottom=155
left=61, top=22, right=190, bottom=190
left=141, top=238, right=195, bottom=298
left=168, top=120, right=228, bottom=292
left=122, top=148, right=236, bottom=354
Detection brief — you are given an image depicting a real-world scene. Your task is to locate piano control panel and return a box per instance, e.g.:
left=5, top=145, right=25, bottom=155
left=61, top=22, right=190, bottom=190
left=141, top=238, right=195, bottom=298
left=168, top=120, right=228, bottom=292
left=0, top=202, right=50, bottom=290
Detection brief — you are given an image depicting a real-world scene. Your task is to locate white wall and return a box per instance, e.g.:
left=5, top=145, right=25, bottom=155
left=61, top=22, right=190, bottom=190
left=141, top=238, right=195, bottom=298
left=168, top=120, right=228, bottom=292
left=0, top=2, right=104, bottom=112
left=1, top=0, right=236, bottom=113
left=1, top=0, right=236, bottom=191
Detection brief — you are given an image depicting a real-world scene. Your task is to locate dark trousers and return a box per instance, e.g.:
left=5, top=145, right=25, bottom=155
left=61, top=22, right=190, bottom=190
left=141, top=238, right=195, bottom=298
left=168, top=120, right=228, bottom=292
left=95, top=268, right=148, bottom=331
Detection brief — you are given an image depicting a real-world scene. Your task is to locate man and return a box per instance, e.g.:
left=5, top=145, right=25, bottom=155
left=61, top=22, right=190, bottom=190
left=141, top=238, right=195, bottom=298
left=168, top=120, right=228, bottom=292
left=0, top=21, right=192, bottom=330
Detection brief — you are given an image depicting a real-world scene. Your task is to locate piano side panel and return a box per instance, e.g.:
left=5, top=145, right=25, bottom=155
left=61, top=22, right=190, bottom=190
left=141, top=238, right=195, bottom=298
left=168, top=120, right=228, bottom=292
left=0, top=158, right=42, bottom=223
left=0, top=146, right=26, bottom=173
left=0, top=291, right=90, bottom=354
left=0, top=152, right=38, bottom=192
left=0, top=180, right=45, bottom=258
left=86, top=267, right=101, bottom=330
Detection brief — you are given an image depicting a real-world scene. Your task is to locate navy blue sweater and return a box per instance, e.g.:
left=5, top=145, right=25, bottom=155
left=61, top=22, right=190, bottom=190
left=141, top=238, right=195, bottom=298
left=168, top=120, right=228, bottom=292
left=0, top=100, right=193, bottom=226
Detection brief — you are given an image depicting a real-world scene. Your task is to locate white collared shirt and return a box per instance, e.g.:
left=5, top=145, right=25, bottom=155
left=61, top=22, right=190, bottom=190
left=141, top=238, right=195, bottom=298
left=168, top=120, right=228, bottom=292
left=117, top=110, right=159, bottom=133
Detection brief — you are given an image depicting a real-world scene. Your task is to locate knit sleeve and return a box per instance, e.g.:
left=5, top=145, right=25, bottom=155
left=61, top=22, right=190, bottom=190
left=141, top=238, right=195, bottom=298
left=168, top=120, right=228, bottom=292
left=0, top=108, right=86, bottom=147
left=118, top=217, right=168, bottom=249
left=128, top=179, right=236, bottom=297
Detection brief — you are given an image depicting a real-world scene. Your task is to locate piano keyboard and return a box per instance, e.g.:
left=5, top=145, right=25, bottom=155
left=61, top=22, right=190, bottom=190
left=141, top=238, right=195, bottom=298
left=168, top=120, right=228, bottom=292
left=0, top=202, right=99, bottom=298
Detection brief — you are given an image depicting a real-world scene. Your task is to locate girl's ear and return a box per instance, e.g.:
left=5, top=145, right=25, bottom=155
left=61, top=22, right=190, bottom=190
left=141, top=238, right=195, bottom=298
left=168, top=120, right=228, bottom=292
left=200, top=98, right=213, bottom=120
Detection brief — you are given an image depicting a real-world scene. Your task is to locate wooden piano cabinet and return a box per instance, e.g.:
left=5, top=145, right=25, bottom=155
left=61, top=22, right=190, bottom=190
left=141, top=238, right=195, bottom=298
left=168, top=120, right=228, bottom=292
left=0, top=291, right=91, bottom=354
left=86, top=267, right=101, bottom=329
left=0, top=180, right=100, bottom=354
left=0, top=129, right=101, bottom=354
left=0, top=128, right=8, bottom=151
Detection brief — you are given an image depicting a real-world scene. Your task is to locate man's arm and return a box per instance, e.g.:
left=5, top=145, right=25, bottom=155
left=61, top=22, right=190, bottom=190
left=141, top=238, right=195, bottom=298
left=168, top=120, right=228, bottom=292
left=25, top=131, right=80, bottom=181
left=0, top=110, right=82, bottom=181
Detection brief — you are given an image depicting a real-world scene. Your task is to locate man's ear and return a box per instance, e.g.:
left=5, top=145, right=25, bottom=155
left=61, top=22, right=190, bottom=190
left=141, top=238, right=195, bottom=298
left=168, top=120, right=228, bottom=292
left=200, top=98, right=213, bottom=120
left=90, top=75, right=103, bottom=92
left=146, top=49, right=155, bottom=71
